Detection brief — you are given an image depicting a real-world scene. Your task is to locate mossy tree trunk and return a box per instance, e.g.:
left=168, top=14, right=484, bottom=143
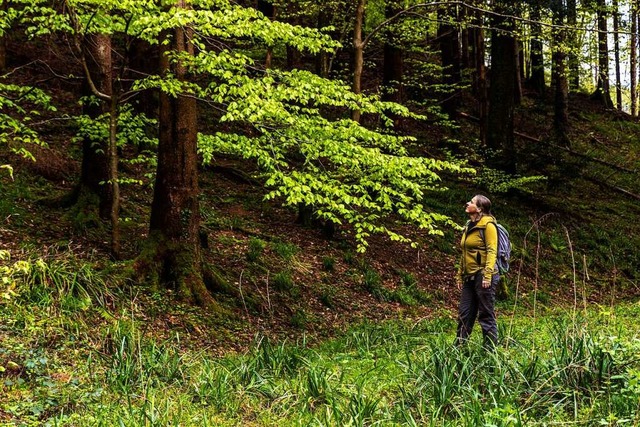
left=142, top=5, right=214, bottom=307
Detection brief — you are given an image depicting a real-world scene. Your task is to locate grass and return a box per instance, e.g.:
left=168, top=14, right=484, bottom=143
left=2, top=255, right=640, bottom=425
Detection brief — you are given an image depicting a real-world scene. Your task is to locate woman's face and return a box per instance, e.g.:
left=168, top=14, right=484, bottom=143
left=465, top=197, right=480, bottom=214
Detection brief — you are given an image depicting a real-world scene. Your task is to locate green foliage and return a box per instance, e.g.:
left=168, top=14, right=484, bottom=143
left=272, top=270, right=295, bottom=294
left=322, top=256, right=335, bottom=271
left=0, top=83, right=55, bottom=158
left=196, top=65, right=470, bottom=250
left=272, top=240, right=298, bottom=261
left=0, top=251, right=110, bottom=311
left=477, top=167, right=547, bottom=194
left=246, top=237, right=267, bottom=262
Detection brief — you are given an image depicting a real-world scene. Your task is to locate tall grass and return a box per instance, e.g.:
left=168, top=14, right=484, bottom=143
left=3, top=258, right=640, bottom=425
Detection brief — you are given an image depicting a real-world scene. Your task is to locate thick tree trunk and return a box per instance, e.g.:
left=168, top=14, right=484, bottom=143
left=78, top=34, right=113, bottom=220
left=352, top=0, right=366, bottom=122
left=527, top=0, right=546, bottom=97
left=591, top=0, right=613, bottom=107
left=142, top=3, right=213, bottom=306
left=438, top=1, right=461, bottom=117
left=552, top=0, right=570, bottom=145
left=128, top=39, right=159, bottom=123
left=382, top=0, right=404, bottom=103
left=632, top=4, right=638, bottom=116
left=613, top=0, right=622, bottom=110
left=487, top=0, right=517, bottom=172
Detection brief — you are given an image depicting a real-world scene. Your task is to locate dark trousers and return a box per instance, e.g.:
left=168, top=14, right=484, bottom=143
left=456, top=272, right=498, bottom=347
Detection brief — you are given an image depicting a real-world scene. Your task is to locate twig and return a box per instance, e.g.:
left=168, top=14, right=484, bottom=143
left=238, top=270, right=249, bottom=318
left=563, top=225, right=577, bottom=329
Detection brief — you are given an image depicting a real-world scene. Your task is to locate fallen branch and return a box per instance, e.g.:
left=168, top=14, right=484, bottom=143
left=582, top=174, right=640, bottom=201
left=458, top=111, right=637, bottom=174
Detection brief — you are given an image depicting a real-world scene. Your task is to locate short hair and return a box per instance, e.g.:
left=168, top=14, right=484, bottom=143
left=474, top=194, right=492, bottom=215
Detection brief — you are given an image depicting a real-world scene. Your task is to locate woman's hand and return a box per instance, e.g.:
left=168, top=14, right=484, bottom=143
left=481, top=275, right=491, bottom=288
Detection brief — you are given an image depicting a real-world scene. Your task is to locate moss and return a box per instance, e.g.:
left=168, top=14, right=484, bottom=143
left=134, top=231, right=224, bottom=310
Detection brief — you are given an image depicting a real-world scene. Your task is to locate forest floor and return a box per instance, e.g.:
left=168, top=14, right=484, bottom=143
left=1, top=84, right=640, bottom=358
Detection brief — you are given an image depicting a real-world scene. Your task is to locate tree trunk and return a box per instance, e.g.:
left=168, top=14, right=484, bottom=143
left=514, top=39, right=523, bottom=105
left=567, top=0, right=579, bottom=90
left=470, top=0, right=487, bottom=144
left=552, top=0, right=570, bottom=145
left=128, top=39, right=159, bottom=122
left=487, top=0, right=517, bottom=172
left=613, top=0, right=622, bottom=110
left=632, top=3, right=638, bottom=116
left=527, top=0, right=546, bottom=97
left=108, top=94, right=121, bottom=257
left=257, top=0, right=275, bottom=69
left=382, top=0, right=404, bottom=103
left=0, top=0, right=6, bottom=72
left=460, top=4, right=470, bottom=68
left=352, top=0, right=366, bottom=122
left=143, top=2, right=213, bottom=306
left=78, top=34, right=113, bottom=220
left=316, top=9, right=330, bottom=78
left=438, top=1, right=461, bottom=117
left=591, top=0, right=613, bottom=107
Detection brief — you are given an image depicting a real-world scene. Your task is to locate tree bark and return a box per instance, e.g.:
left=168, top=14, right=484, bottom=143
left=143, top=1, right=213, bottom=306
left=527, top=0, right=546, bottom=97
left=352, top=0, right=366, bottom=122
left=316, top=9, right=330, bottom=78
left=551, top=0, right=570, bottom=145
left=78, top=34, right=113, bottom=220
left=128, top=39, right=159, bottom=123
left=613, top=0, right=622, bottom=110
left=0, top=0, right=6, bottom=72
left=257, top=0, right=275, bottom=68
left=632, top=3, right=638, bottom=116
left=382, top=0, right=404, bottom=103
left=591, top=0, right=613, bottom=107
left=438, top=0, right=461, bottom=117
left=487, top=0, right=517, bottom=172
left=567, top=0, right=579, bottom=90
left=470, top=0, right=487, bottom=144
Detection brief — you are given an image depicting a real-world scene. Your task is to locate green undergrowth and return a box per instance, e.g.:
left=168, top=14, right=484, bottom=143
left=2, top=254, right=640, bottom=426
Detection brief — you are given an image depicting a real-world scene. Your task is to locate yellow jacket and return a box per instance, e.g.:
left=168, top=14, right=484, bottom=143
left=458, top=215, right=498, bottom=280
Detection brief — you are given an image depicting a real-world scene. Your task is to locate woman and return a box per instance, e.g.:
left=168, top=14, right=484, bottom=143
left=456, top=194, right=499, bottom=347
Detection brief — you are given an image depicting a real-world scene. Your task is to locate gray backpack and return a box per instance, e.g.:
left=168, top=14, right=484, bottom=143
left=480, top=221, right=512, bottom=274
